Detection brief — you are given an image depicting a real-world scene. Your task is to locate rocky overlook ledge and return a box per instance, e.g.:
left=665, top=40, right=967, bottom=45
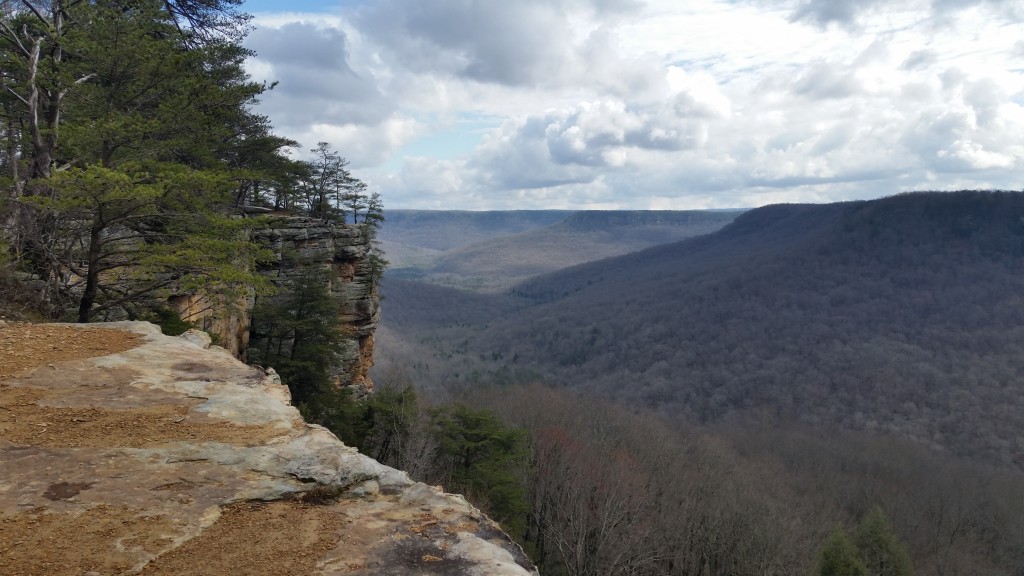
left=0, top=322, right=536, bottom=576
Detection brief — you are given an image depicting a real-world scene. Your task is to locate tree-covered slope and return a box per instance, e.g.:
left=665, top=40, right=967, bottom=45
left=472, top=191, right=1024, bottom=468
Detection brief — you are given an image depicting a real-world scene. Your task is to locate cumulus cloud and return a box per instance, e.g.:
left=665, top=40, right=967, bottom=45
left=462, top=94, right=725, bottom=197
left=243, top=0, right=1024, bottom=209
left=789, top=0, right=888, bottom=28
left=360, top=2, right=562, bottom=85
left=352, top=0, right=657, bottom=93
left=247, top=23, right=393, bottom=130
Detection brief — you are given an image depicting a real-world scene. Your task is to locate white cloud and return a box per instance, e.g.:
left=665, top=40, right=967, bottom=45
left=243, top=0, right=1024, bottom=209
left=245, top=21, right=396, bottom=150
left=298, top=117, right=423, bottom=168
left=352, top=0, right=642, bottom=88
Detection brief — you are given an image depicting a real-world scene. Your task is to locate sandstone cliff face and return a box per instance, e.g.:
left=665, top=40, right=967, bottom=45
left=0, top=322, right=536, bottom=575
left=168, top=216, right=380, bottom=391
left=254, top=216, right=381, bottom=393
left=167, top=291, right=252, bottom=358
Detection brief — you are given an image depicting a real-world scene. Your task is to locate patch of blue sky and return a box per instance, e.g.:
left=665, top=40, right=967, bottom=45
left=380, top=115, right=496, bottom=171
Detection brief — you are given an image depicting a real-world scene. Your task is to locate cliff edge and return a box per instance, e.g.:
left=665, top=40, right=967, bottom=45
left=0, top=321, right=536, bottom=576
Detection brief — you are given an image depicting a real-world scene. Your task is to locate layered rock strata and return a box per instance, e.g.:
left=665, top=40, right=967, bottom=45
left=253, top=216, right=380, bottom=393
left=167, top=216, right=380, bottom=392
left=0, top=322, right=535, bottom=576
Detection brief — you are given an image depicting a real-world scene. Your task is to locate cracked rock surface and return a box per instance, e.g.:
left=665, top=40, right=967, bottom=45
left=0, top=322, right=537, bottom=576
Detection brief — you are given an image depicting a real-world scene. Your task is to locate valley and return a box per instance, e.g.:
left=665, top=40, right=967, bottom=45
left=379, top=209, right=741, bottom=292
left=372, top=191, right=1024, bottom=575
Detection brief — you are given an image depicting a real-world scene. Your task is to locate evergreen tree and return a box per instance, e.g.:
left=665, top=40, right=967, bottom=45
left=360, top=382, right=418, bottom=464
left=40, top=163, right=265, bottom=321
left=161, top=0, right=250, bottom=43
left=819, top=527, right=869, bottom=576
left=854, top=507, right=912, bottom=576
left=1, top=0, right=281, bottom=320
left=300, top=141, right=349, bottom=219
left=302, top=385, right=367, bottom=448
left=341, top=178, right=368, bottom=224
left=429, top=404, right=531, bottom=538
left=248, top=264, right=344, bottom=405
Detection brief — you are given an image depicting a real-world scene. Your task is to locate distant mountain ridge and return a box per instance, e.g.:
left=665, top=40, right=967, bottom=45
left=380, top=209, right=741, bottom=291
left=381, top=210, right=575, bottom=251
left=379, top=191, right=1024, bottom=470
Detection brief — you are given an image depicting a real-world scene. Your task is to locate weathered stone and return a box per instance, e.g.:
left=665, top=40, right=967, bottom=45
left=167, top=291, right=253, bottom=359
left=171, top=216, right=380, bottom=393
left=252, top=216, right=381, bottom=393
left=179, top=328, right=212, bottom=349
left=0, top=322, right=536, bottom=576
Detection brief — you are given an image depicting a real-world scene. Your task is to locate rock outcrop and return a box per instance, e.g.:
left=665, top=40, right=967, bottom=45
left=254, top=216, right=381, bottom=393
left=168, top=216, right=381, bottom=392
left=167, top=291, right=252, bottom=358
left=0, top=322, right=536, bottom=575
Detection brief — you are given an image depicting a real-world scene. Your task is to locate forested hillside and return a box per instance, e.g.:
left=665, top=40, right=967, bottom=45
left=486, top=191, right=1024, bottom=468
left=380, top=191, right=1024, bottom=469
left=428, top=210, right=740, bottom=290
left=372, top=191, right=1024, bottom=574
left=381, top=209, right=575, bottom=251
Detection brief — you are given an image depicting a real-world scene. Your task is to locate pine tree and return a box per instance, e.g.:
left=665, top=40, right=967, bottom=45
left=360, top=382, right=418, bottom=464
left=248, top=264, right=344, bottom=405
left=40, top=164, right=265, bottom=321
left=300, top=142, right=349, bottom=219
left=819, top=527, right=869, bottom=576
left=429, top=404, right=531, bottom=537
left=2, top=0, right=278, bottom=320
left=854, top=507, right=912, bottom=576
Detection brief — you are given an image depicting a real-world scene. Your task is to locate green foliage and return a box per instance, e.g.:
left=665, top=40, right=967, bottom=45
left=32, top=162, right=269, bottom=321
left=148, top=307, right=195, bottom=336
left=300, top=386, right=368, bottom=448
left=854, top=507, right=912, bottom=576
left=0, top=0, right=283, bottom=321
left=279, top=141, right=380, bottom=226
left=308, top=385, right=537, bottom=558
left=429, top=404, right=531, bottom=537
left=300, top=141, right=350, bottom=220
left=817, top=508, right=911, bottom=576
left=248, top=264, right=345, bottom=405
left=366, top=250, right=389, bottom=290
left=360, top=383, right=418, bottom=463
left=819, top=528, right=868, bottom=576
left=294, top=376, right=419, bottom=466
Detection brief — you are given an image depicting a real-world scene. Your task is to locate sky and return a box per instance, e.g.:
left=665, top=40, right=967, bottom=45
left=239, top=0, right=1024, bottom=210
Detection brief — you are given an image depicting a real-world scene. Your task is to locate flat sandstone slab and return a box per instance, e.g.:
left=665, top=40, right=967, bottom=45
left=0, top=322, right=535, bottom=576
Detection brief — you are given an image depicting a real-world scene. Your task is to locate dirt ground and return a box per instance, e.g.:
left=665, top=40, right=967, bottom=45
left=0, top=323, right=142, bottom=379
left=0, top=323, right=343, bottom=576
left=0, top=323, right=286, bottom=448
left=0, top=323, right=519, bottom=576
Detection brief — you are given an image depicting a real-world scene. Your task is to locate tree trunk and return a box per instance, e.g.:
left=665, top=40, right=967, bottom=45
left=77, top=220, right=104, bottom=322
left=25, top=3, right=67, bottom=182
